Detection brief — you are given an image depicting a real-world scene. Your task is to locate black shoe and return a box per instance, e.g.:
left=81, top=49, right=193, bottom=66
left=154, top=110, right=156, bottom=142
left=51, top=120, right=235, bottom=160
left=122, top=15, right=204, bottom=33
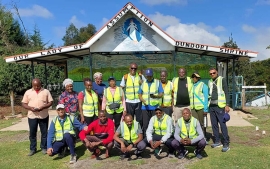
left=28, top=150, right=36, bottom=156
left=58, top=147, right=67, bottom=158
left=136, top=153, right=143, bottom=159
left=177, top=150, right=188, bottom=159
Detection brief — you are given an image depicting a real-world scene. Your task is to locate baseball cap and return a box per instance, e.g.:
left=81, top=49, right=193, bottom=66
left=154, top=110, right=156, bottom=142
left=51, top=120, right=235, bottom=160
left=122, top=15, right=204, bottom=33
left=223, top=113, right=230, bottom=123
left=145, top=68, right=153, bottom=76
left=192, top=72, right=200, bottom=78
left=108, top=76, right=115, bottom=81
left=155, top=107, right=162, bottom=111
left=56, top=104, right=65, bottom=110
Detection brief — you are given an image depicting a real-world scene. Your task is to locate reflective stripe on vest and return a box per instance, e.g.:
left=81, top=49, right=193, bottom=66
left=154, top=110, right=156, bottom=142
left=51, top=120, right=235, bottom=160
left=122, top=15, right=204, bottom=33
left=82, top=89, right=99, bottom=117
left=208, top=76, right=226, bottom=108
left=154, top=114, right=168, bottom=135
left=125, top=73, right=140, bottom=100
left=53, top=115, right=75, bottom=141
left=160, top=81, right=173, bottom=106
left=120, top=121, right=138, bottom=143
left=190, top=82, right=204, bottom=110
left=141, top=79, right=160, bottom=106
left=104, top=87, right=124, bottom=114
left=172, top=77, right=192, bottom=105
left=178, top=117, right=198, bottom=139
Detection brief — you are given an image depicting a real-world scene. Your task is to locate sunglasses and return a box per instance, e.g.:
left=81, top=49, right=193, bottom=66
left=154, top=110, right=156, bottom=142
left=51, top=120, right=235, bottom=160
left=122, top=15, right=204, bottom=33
left=209, top=72, right=217, bottom=75
left=130, top=67, right=137, bottom=70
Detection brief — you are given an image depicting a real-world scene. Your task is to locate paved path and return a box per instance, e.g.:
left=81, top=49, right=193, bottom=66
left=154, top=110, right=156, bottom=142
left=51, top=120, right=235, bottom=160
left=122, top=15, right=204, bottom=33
left=0, top=109, right=253, bottom=131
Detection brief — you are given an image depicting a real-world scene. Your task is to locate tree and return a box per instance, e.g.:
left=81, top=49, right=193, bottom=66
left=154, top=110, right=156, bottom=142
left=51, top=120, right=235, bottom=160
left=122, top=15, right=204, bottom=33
left=62, top=23, right=96, bottom=45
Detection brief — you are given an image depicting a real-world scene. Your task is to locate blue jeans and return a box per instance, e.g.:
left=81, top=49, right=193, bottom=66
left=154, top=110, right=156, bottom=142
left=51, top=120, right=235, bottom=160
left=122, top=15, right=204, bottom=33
left=28, top=116, right=49, bottom=151
left=51, top=133, right=76, bottom=156
left=209, top=105, right=230, bottom=145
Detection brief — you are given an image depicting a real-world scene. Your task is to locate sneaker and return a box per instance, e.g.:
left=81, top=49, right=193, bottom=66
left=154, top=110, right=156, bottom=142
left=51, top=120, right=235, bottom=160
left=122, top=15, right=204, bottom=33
left=168, top=153, right=175, bottom=158
left=177, top=150, right=188, bottom=159
left=194, top=150, right=203, bottom=159
left=69, top=154, right=77, bottom=164
left=28, top=150, right=36, bottom=156
left=154, top=146, right=162, bottom=156
left=222, top=146, right=230, bottom=152
left=211, top=142, right=223, bottom=148
left=136, top=153, right=143, bottom=159
left=42, top=149, right=47, bottom=155
left=119, top=153, right=130, bottom=160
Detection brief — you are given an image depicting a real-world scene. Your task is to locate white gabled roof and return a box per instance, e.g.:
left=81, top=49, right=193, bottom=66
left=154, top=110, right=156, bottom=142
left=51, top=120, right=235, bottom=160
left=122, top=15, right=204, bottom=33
left=4, top=2, right=258, bottom=64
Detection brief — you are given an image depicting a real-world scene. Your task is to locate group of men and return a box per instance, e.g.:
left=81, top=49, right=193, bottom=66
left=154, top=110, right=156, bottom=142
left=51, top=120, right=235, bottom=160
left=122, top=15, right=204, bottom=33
left=21, top=62, right=230, bottom=164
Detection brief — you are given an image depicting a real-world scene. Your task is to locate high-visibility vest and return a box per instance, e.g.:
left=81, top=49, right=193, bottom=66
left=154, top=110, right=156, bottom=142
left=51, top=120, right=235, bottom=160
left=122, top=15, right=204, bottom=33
left=178, top=116, right=198, bottom=139
left=208, top=76, right=226, bottom=108
left=82, top=90, right=99, bottom=117
left=53, top=115, right=75, bottom=141
left=172, top=77, right=192, bottom=105
left=125, top=73, right=140, bottom=100
left=141, top=79, right=160, bottom=106
left=120, top=121, right=138, bottom=143
left=160, top=81, right=173, bottom=107
left=104, top=87, right=124, bottom=114
left=153, top=114, right=169, bottom=135
left=190, top=82, right=204, bottom=110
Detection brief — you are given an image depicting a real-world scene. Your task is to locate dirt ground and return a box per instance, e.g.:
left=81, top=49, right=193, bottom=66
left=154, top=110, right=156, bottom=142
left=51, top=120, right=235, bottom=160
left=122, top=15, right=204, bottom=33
left=0, top=106, right=27, bottom=118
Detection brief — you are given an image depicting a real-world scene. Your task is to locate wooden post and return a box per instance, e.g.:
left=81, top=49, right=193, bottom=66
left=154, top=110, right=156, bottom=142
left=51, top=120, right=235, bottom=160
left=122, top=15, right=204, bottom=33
left=264, top=83, right=267, bottom=106
left=242, top=81, right=246, bottom=110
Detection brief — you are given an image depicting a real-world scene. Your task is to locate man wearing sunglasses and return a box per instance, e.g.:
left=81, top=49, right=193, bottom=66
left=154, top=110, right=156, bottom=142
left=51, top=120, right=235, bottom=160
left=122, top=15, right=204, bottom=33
left=120, top=63, right=146, bottom=128
left=208, top=68, right=230, bottom=152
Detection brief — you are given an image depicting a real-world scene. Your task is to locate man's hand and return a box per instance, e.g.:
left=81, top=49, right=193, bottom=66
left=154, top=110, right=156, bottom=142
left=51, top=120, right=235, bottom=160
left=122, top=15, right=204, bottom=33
left=180, top=138, right=186, bottom=145
left=47, top=148, right=53, bottom=156
left=126, top=144, right=133, bottom=152
left=149, top=140, right=155, bottom=149
left=85, top=140, right=91, bottom=148
left=225, top=106, right=230, bottom=113
left=142, top=100, right=147, bottom=105
left=120, top=143, right=127, bottom=153
left=153, top=140, right=161, bottom=149
left=81, top=116, right=85, bottom=124
left=30, top=107, right=39, bottom=112
left=184, top=138, right=191, bottom=145
left=122, top=111, right=127, bottom=117
left=83, top=126, right=88, bottom=131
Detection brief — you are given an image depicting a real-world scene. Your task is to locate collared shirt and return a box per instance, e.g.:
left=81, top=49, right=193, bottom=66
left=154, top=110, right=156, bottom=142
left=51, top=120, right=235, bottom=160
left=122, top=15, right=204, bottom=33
left=174, top=118, right=204, bottom=144
left=22, top=88, right=53, bottom=119
left=146, top=114, right=173, bottom=143
left=92, top=82, right=106, bottom=99
left=58, top=91, right=79, bottom=114
left=79, top=118, right=115, bottom=145
left=47, top=114, right=86, bottom=148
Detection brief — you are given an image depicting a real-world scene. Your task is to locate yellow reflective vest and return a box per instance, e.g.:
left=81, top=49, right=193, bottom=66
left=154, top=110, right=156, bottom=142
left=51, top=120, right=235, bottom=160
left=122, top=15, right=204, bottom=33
left=82, top=89, right=99, bottom=117
left=120, top=121, right=139, bottom=143
left=141, top=79, right=160, bottom=106
left=160, top=81, right=173, bottom=107
left=172, top=77, right=192, bottom=105
left=208, top=76, right=226, bottom=108
left=53, top=115, right=75, bottom=141
left=125, top=73, right=140, bottom=100
left=104, top=87, right=124, bottom=114
left=178, top=116, right=198, bottom=139
left=154, top=114, right=169, bottom=135
left=190, top=82, right=204, bottom=110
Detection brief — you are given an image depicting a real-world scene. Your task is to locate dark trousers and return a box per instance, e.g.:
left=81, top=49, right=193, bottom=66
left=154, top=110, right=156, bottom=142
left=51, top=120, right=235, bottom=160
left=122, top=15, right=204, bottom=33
left=143, top=134, right=174, bottom=154
left=191, top=109, right=204, bottom=130
left=161, top=107, right=173, bottom=117
left=28, top=116, right=49, bottom=151
left=171, top=138, right=206, bottom=154
left=114, top=138, right=146, bottom=155
left=142, top=110, right=155, bottom=136
left=209, top=105, right=230, bottom=145
left=107, top=112, right=123, bottom=130
left=51, top=133, right=76, bottom=156
left=84, top=115, right=98, bottom=126
left=83, top=135, right=113, bottom=152
left=126, top=102, right=142, bottom=127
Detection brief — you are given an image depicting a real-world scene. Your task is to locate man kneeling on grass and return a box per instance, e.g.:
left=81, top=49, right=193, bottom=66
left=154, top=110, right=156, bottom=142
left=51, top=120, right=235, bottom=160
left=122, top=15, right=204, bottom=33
left=114, top=114, right=146, bottom=160
left=47, top=104, right=87, bottom=164
left=171, top=108, right=206, bottom=159
left=79, top=110, right=114, bottom=159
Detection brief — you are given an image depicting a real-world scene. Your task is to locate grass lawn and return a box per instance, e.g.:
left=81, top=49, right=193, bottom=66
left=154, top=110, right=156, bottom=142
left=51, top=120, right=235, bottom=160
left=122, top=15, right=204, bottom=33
left=0, top=109, right=269, bottom=169
left=0, top=119, right=21, bottom=130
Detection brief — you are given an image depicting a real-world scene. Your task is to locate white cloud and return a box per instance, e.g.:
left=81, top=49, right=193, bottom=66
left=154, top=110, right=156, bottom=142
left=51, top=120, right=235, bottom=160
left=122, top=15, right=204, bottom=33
left=256, top=0, right=270, bottom=5
left=242, top=24, right=256, bottom=33
left=148, top=12, right=180, bottom=28
left=197, top=22, right=226, bottom=32
left=69, top=15, right=87, bottom=28
left=148, top=12, right=222, bottom=45
left=18, top=5, right=53, bottom=18
left=140, top=0, right=187, bottom=6
left=53, top=26, right=66, bottom=38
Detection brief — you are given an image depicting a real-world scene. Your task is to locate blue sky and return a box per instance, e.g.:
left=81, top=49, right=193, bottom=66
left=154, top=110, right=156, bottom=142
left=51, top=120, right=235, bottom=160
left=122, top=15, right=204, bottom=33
left=2, top=0, right=270, bottom=60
